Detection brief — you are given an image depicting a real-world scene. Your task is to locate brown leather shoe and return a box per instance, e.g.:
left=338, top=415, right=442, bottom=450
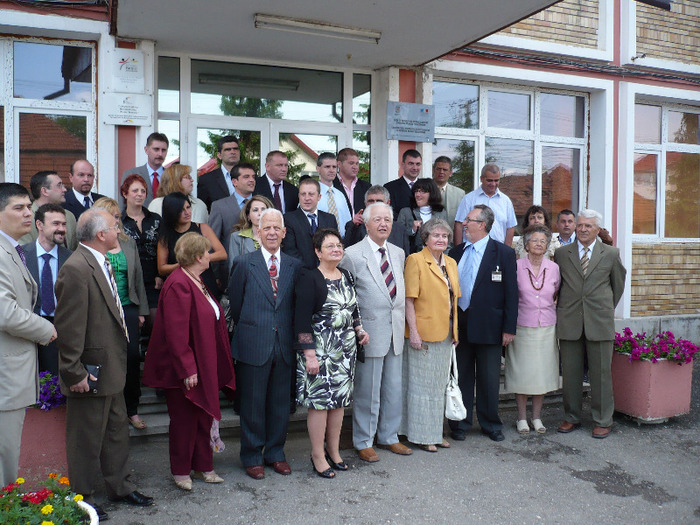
left=592, top=426, right=611, bottom=439
left=357, top=447, right=380, bottom=462
left=377, top=442, right=413, bottom=455
left=265, top=460, right=292, bottom=475
left=245, top=465, right=265, bottom=480
left=557, top=421, right=582, bottom=433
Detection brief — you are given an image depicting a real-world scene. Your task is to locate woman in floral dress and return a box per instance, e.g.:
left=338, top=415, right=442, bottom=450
left=294, top=229, right=369, bottom=478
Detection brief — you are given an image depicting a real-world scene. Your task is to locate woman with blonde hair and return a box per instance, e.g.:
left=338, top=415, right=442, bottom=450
left=93, top=197, right=150, bottom=429
left=148, top=164, right=208, bottom=223
left=227, top=195, right=273, bottom=273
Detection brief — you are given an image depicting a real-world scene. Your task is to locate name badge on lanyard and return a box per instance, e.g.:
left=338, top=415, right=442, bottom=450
left=492, top=265, right=502, bottom=283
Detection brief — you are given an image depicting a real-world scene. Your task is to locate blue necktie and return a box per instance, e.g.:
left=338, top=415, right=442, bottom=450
left=40, top=253, right=55, bottom=315
left=308, top=213, right=318, bottom=233
left=458, top=244, right=475, bottom=311
left=83, top=196, right=91, bottom=209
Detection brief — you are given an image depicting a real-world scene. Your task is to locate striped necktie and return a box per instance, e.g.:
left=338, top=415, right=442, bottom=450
left=581, top=247, right=590, bottom=275
left=378, top=247, right=396, bottom=301
left=326, top=190, right=340, bottom=224
left=269, top=254, right=279, bottom=298
left=104, top=260, right=130, bottom=342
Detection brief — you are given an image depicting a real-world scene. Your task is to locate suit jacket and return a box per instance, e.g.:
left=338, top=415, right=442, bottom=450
left=339, top=238, right=406, bottom=357
left=63, top=190, right=105, bottom=220
left=282, top=208, right=338, bottom=269
left=450, top=238, right=518, bottom=345
left=442, top=183, right=466, bottom=227
left=209, top=193, right=243, bottom=287
left=333, top=177, right=372, bottom=216
left=120, top=164, right=155, bottom=208
left=198, top=167, right=231, bottom=212
left=229, top=250, right=301, bottom=367
left=22, top=241, right=72, bottom=315
left=55, top=245, right=129, bottom=397
left=554, top=241, right=626, bottom=341
left=227, top=231, right=257, bottom=275
left=384, top=177, right=413, bottom=218
left=19, top=202, right=78, bottom=251
left=118, top=237, right=150, bottom=316
left=343, top=220, right=411, bottom=257
left=0, top=235, right=55, bottom=411
left=253, top=175, right=299, bottom=214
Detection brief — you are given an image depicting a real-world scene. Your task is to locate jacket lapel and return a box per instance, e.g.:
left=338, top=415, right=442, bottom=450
left=250, top=250, right=276, bottom=306
left=473, top=239, right=495, bottom=291
left=217, top=169, right=230, bottom=196
left=567, top=243, right=585, bottom=278
left=362, top=239, right=392, bottom=303
left=80, top=247, right=123, bottom=326
left=585, top=241, right=606, bottom=277
left=275, top=255, right=295, bottom=305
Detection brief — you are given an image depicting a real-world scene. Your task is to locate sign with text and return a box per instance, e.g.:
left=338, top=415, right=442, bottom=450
left=103, top=93, right=152, bottom=126
left=386, top=101, right=435, bottom=142
left=111, top=49, right=145, bottom=93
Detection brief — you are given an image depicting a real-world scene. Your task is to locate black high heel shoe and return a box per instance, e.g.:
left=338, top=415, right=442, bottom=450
left=311, top=456, right=335, bottom=479
left=325, top=449, right=348, bottom=471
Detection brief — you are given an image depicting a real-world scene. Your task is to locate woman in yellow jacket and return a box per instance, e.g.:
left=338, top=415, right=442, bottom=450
left=400, top=218, right=460, bottom=452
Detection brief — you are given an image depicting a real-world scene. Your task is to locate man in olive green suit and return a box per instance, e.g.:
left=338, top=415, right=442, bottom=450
left=554, top=209, right=626, bottom=439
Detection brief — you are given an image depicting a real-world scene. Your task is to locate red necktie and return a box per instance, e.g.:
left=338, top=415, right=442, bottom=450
left=152, top=173, right=159, bottom=196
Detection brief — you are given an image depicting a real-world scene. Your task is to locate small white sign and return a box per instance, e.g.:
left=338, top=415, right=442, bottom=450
left=111, top=49, right=145, bottom=93
left=103, top=93, right=152, bottom=126
left=387, top=101, right=435, bottom=142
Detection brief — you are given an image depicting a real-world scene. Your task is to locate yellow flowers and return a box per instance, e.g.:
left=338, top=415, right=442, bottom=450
left=41, top=521, right=55, bottom=525
left=73, top=494, right=83, bottom=502
left=15, top=477, right=25, bottom=484
left=41, top=503, right=54, bottom=514
left=58, top=476, right=70, bottom=485
left=48, top=472, right=58, bottom=479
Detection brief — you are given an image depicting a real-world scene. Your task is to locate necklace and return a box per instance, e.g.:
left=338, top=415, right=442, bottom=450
left=527, top=267, right=546, bottom=291
left=183, top=267, right=210, bottom=298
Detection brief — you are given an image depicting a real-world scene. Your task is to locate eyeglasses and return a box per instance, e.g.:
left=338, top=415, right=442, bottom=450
left=465, top=218, right=484, bottom=224
left=103, top=224, right=120, bottom=232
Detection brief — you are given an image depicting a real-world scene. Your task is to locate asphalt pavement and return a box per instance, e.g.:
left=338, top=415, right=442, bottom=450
left=100, top=358, right=700, bottom=524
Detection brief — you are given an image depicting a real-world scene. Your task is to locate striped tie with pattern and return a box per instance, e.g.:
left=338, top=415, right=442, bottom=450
left=326, top=190, right=340, bottom=224
left=378, top=247, right=396, bottom=301
left=103, top=259, right=130, bottom=342
left=269, top=254, right=279, bottom=298
left=581, top=247, right=590, bottom=275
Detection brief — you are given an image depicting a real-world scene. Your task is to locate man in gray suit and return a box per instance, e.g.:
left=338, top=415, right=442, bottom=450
left=22, top=203, right=72, bottom=376
left=0, top=183, right=56, bottom=486
left=554, top=209, right=626, bottom=439
left=339, top=202, right=409, bottom=462
left=120, top=132, right=169, bottom=208
left=432, top=156, right=465, bottom=227
left=229, top=209, right=301, bottom=480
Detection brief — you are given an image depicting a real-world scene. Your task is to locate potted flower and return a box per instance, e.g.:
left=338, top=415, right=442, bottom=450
left=612, top=329, right=699, bottom=423
left=19, top=372, right=68, bottom=483
left=0, top=473, right=98, bottom=524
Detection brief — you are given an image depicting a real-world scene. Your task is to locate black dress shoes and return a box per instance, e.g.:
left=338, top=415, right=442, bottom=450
left=92, top=504, right=109, bottom=521
left=110, top=490, right=154, bottom=507
left=450, top=430, right=466, bottom=441
left=482, top=429, right=505, bottom=442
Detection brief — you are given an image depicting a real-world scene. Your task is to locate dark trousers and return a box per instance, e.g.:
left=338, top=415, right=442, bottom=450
left=38, top=315, right=58, bottom=376
left=122, top=304, right=142, bottom=417
left=449, top=309, right=503, bottom=434
left=65, top=393, right=135, bottom=501
left=237, top=343, right=291, bottom=467
left=164, top=388, right=214, bottom=476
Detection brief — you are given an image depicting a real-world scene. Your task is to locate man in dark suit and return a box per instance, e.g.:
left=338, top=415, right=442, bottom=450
left=449, top=204, right=518, bottom=443
left=384, top=149, right=422, bottom=218
left=555, top=209, right=626, bottom=439
left=22, top=203, right=72, bottom=376
left=229, top=209, right=301, bottom=480
left=282, top=177, right=337, bottom=269
left=253, top=150, right=298, bottom=214
left=343, top=185, right=411, bottom=257
left=63, top=160, right=104, bottom=220
left=55, top=209, right=153, bottom=520
left=333, top=147, right=371, bottom=217
left=120, top=132, right=169, bottom=208
left=197, top=135, right=240, bottom=212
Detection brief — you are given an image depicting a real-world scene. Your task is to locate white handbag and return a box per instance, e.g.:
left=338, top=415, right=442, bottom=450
left=445, top=344, right=467, bottom=421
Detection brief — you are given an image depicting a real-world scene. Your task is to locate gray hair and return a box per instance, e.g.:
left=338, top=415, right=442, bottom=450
left=419, top=217, right=453, bottom=245
left=472, top=204, right=495, bottom=233
left=364, top=185, right=390, bottom=204
left=481, top=163, right=500, bottom=178
left=522, top=225, right=552, bottom=248
left=76, top=208, right=110, bottom=242
left=578, top=209, right=602, bottom=228
left=258, top=208, right=285, bottom=229
left=362, top=202, right=393, bottom=224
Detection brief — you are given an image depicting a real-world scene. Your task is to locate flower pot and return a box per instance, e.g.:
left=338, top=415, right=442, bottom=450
left=611, top=352, right=693, bottom=423
left=77, top=499, right=99, bottom=524
left=18, top=406, right=68, bottom=485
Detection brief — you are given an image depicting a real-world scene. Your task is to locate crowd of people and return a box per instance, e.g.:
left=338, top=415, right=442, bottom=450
left=0, top=133, right=627, bottom=520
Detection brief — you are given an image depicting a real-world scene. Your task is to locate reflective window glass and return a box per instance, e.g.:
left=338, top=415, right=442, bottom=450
left=14, top=42, right=92, bottom=102
left=432, top=82, right=479, bottom=129
left=665, top=152, right=700, bottom=237
left=432, top=138, right=475, bottom=193
left=279, top=133, right=338, bottom=185
left=19, top=113, right=86, bottom=189
left=191, top=60, right=342, bottom=122
left=353, top=74, right=371, bottom=125
left=488, top=91, right=530, bottom=130
left=635, top=104, right=661, bottom=144
left=0, top=106, right=4, bottom=182
left=668, top=111, right=700, bottom=145
left=158, top=57, right=180, bottom=113
left=633, top=152, right=657, bottom=234
left=485, top=138, right=533, bottom=222
left=541, top=93, right=585, bottom=138
left=196, top=127, right=262, bottom=176
left=542, top=146, right=580, bottom=224
left=157, top=119, right=180, bottom=167
left=353, top=133, right=371, bottom=183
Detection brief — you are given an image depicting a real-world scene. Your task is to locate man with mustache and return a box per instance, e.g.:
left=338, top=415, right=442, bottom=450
left=121, top=132, right=170, bottom=208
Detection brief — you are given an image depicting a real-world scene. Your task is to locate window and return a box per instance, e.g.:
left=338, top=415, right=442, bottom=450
left=433, top=80, right=587, bottom=226
left=634, top=103, right=700, bottom=239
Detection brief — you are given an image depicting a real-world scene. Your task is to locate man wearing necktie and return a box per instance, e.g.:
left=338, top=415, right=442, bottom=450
left=121, top=132, right=169, bottom=209
left=384, top=149, right=423, bottom=218
left=316, top=152, right=352, bottom=238
left=253, top=150, right=299, bottom=214
left=448, top=204, right=518, bottom=443
left=229, top=208, right=302, bottom=480
left=62, top=160, right=105, bottom=220
left=197, top=135, right=240, bottom=212
left=0, top=183, right=56, bottom=486
left=554, top=209, right=626, bottom=440
left=282, top=177, right=337, bottom=270
left=55, top=209, right=153, bottom=518
left=22, top=203, right=72, bottom=376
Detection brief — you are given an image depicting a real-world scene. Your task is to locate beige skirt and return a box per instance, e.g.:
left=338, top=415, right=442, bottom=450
left=505, top=325, right=559, bottom=395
